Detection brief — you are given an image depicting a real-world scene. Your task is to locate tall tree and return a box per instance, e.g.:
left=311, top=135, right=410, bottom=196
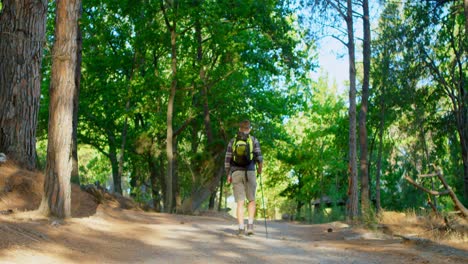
left=307, top=0, right=359, bottom=219
left=39, top=0, right=81, bottom=218
left=344, top=0, right=358, bottom=220
left=71, top=2, right=83, bottom=185
left=359, top=0, right=371, bottom=215
left=403, top=1, right=467, bottom=201
left=0, top=0, right=48, bottom=169
left=161, top=0, right=179, bottom=213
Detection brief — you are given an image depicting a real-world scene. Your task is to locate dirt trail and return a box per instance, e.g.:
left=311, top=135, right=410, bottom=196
left=1, top=206, right=467, bottom=264
left=0, top=162, right=467, bottom=263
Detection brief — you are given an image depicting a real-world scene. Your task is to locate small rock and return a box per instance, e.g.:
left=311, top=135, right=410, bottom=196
left=0, top=209, right=13, bottom=215
left=0, top=153, right=7, bottom=163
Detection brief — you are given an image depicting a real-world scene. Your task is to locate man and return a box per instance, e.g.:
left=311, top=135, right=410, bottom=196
left=225, top=120, right=263, bottom=236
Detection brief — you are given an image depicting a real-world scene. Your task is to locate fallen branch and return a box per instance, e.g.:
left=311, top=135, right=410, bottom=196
left=404, top=165, right=468, bottom=218
left=404, top=175, right=449, bottom=196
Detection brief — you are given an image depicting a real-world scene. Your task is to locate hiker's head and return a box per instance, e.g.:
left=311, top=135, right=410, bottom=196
left=239, top=120, right=251, bottom=133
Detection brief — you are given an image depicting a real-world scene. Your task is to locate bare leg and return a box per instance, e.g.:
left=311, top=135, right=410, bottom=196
left=237, top=200, right=245, bottom=226
left=248, top=201, right=256, bottom=222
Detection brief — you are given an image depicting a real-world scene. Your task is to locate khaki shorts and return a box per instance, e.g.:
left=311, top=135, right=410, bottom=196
left=232, top=170, right=257, bottom=202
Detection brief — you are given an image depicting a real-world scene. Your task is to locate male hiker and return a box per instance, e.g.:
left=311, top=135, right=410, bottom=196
left=225, top=120, right=263, bottom=236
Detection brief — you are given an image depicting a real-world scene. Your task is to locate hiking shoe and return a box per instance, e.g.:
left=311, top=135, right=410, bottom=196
left=237, top=228, right=245, bottom=236
left=247, top=224, right=254, bottom=235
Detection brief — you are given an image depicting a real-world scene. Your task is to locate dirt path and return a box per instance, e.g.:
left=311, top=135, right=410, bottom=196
left=1, top=206, right=467, bottom=264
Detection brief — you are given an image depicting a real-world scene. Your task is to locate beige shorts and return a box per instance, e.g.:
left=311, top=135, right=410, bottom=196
left=232, top=170, right=257, bottom=202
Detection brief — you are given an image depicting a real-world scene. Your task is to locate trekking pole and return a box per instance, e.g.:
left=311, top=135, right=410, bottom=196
left=258, top=173, right=268, bottom=239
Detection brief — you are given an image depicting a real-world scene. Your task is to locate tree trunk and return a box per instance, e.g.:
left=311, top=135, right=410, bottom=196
left=375, top=92, right=385, bottom=213
left=359, top=0, right=371, bottom=216
left=195, top=10, right=220, bottom=211
left=162, top=0, right=178, bottom=212
left=108, top=141, right=122, bottom=194
left=345, top=0, right=359, bottom=220
left=148, top=153, right=162, bottom=212
left=420, top=117, right=438, bottom=209
left=71, top=5, right=82, bottom=185
left=39, top=0, right=81, bottom=218
left=118, top=54, right=136, bottom=196
left=173, top=139, right=181, bottom=211
left=0, top=0, right=47, bottom=170
left=180, top=164, right=224, bottom=213
left=118, top=119, right=129, bottom=195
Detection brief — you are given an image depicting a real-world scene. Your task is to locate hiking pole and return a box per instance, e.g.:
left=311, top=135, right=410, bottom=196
left=258, top=173, right=268, bottom=239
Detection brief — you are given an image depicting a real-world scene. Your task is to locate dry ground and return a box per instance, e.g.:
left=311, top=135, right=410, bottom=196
left=1, top=162, right=467, bottom=264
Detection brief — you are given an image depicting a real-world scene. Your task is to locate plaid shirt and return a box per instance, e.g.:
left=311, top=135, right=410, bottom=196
left=225, top=133, right=263, bottom=174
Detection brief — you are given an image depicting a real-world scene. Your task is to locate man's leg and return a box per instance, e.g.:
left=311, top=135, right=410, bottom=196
left=247, top=200, right=256, bottom=234
left=232, top=170, right=247, bottom=235
left=248, top=200, right=256, bottom=222
left=236, top=200, right=245, bottom=235
left=237, top=200, right=245, bottom=227
left=245, top=171, right=257, bottom=235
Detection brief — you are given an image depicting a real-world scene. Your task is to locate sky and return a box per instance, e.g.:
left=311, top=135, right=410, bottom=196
left=316, top=37, right=350, bottom=95
left=306, top=1, right=384, bottom=97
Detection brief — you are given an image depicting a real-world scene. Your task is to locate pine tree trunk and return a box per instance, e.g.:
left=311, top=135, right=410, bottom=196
left=0, top=0, right=47, bottom=170
left=376, top=94, right=385, bottom=213
left=40, top=0, right=81, bottom=218
left=71, top=6, right=82, bottom=185
left=346, top=0, right=359, bottom=220
left=359, top=0, right=370, bottom=216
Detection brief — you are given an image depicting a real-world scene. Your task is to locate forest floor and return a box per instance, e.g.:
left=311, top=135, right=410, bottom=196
left=1, top=162, right=468, bottom=264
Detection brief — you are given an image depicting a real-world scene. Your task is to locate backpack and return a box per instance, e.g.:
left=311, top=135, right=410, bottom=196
left=232, top=134, right=254, bottom=167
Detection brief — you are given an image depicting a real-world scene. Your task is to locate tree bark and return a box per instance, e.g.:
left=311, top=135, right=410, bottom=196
left=359, top=0, right=371, bottom=216
left=180, top=164, right=225, bottom=213
left=71, top=4, right=83, bottom=185
left=108, top=139, right=122, bottom=194
left=345, top=0, right=359, bottom=220
left=148, top=153, right=162, bottom=212
left=375, top=91, right=385, bottom=213
left=39, top=0, right=81, bottom=218
left=161, top=0, right=178, bottom=213
left=0, top=0, right=47, bottom=170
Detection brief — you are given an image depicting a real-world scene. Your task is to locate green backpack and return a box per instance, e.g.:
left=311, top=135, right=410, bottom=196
left=232, top=134, right=253, bottom=167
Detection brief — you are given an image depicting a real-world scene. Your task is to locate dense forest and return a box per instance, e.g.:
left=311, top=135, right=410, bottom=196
left=0, top=0, right=466, bottom=221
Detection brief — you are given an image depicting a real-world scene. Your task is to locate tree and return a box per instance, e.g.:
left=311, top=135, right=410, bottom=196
left=402, top=1, right=467, bottom=201
left=161, top=0, right=178, bottom=213
left=359, top=0, right=371, bottom=216
left=71, top=2, right=83, bottom=185
left=39, top=0, right=81, bottom=218
left=371, top=1, right=403, bottom=212
left=344, top=0, right=359, bottom=221
left=0, top=0, right=48, bottom=169
left=307, top=0, right=359, bottom=219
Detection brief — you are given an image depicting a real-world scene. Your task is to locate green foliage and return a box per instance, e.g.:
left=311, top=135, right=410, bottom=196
left=33, top=0, right=466, bottom=217
left=78, top=146, right=112, bottom=187
left=368, top=0, right=467, bottom=213
left=264, top=74, right=349, bottom=219
left=309, top=205, right=346, bottom=224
